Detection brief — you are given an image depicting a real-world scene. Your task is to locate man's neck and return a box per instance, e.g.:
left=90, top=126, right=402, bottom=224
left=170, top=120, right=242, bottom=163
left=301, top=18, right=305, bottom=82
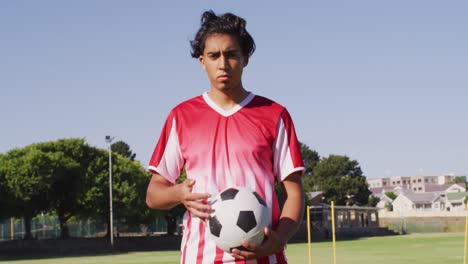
left=207, top=86, right=249, bottom=111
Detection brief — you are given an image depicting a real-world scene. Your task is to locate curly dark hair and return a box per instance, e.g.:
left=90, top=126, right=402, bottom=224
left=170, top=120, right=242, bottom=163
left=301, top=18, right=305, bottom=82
left=190, top=10, right=256, bottom=59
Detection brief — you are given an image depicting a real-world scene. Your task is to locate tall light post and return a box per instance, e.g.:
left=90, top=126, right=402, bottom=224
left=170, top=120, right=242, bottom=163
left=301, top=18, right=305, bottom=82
left=105, top=135, right=115, bottom=247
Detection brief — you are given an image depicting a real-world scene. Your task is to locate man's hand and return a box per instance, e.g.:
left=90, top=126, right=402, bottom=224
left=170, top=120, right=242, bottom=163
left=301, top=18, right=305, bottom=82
left=146, top=173, right=211, bottom=220
left=177, top=179, right=212, bottom=220
left=229, top=171, right=304, bottom=260
left=230, top=227, right=285, bottom=260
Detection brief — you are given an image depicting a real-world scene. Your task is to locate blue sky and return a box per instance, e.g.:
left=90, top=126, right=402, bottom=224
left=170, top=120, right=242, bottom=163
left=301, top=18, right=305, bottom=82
left=1, top=1, right=467, bottom=179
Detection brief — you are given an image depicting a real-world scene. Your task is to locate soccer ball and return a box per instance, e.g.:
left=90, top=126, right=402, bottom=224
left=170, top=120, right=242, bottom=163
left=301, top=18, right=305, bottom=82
left=208, top=186, right=270, bottom=252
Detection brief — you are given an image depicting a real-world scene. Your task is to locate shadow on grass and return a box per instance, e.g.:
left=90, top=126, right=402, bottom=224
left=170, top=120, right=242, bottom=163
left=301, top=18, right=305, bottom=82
left=0, top=235, right=182, bottom=261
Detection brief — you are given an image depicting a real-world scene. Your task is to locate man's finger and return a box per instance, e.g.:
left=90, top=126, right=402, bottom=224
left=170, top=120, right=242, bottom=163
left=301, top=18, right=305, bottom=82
left=264, top=227, right=279, bottom=239
left=193, top=212, right=210, bottom=220
left=186, top=201, right=211, bottom=212
left=241, top=240, right=260, bottom=252
left=185, top=178, right=196, bottom=187
left=263, top=227, right=285, bottom=251
left=187, top=207, right=210, bottom=219
left=230, top=249, right=255, bottom=260
left=188, top=192, right=211, bottom=200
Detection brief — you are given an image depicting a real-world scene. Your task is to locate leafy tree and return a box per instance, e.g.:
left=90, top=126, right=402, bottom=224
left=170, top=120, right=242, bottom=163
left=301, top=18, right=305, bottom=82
left=367, top=195, right=380, bottom=207
left=274, top=141, right=319, bottom=216
left=385, top=191, right=397, bottom=201
left=111, top=141, right=136, bottom=161
left=0, top=147, right=60, bottom=239
left=0, top=153, right=11, bottom=221
left=34, top=138, right=90, bottom=238
left=305, top=155, right=370, bottom=206
left=111, top=155, right=160, bottom=229
left=77, top=147, right=158, bottom=237
left=76, top=147, right=109, bottom=228
left=299, top=141, right=320, bottom=176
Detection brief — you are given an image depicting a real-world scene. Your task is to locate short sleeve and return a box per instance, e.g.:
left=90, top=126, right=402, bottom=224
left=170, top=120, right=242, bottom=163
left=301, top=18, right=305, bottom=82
left=148, top=111, right=184, bottom=184
left=272, top=109, right=305, bottom=182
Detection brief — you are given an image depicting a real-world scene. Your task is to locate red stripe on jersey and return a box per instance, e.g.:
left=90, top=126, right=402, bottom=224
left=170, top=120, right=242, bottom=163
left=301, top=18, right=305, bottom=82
left=181, top=214, right=192, bottom=264
left=276, top=250, right=287, bottom=264
left=257, top=256, right=270, bottom=264
left=271, top=193, right=280, bottom=229
left=149, top=113, right=175, bottom=172
left=234, top=258, right=243, bottom=264
left=214, top=246, right=224, bottom=263
left=196, top=221, right=206, bottom=264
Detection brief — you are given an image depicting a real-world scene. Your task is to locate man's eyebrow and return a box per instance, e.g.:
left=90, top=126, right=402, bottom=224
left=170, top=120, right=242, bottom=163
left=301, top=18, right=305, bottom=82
left=223, top=48, right=239, bottom=53
left=206, top=48, right=240, bottom=56
left=206, top=51, right=220, bottom=56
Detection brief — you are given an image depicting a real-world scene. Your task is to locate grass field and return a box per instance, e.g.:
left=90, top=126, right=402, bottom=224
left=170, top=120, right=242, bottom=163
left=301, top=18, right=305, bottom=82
left=1, top=233, right=465, bottom=264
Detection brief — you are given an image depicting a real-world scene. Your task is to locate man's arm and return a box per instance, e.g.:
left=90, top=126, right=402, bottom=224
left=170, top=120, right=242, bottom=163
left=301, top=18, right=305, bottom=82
left=230, top=171, right=304, bottom=259
left=275, top=171, right=305, bottom=245
left=146, top=172, right=212, bottom=219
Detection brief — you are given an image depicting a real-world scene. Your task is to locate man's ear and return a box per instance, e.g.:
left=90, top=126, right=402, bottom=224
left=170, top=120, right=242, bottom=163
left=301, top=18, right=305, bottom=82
left=199, top=56, right=206, bottom=70
left=243, top=56, right=249, bottom=68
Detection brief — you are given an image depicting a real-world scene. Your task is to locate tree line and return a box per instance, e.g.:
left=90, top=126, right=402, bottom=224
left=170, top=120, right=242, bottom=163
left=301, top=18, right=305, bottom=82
left=0, top=138, right=160, bottom=239
left=0, top=138, right=372, bottom=240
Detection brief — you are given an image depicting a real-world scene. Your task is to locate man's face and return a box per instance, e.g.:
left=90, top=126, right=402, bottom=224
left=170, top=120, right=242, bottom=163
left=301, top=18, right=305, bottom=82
left=200, top=34, right=247, bottom=93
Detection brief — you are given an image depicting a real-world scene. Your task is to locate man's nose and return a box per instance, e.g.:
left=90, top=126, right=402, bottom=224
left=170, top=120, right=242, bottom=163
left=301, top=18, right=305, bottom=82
left=218, top=55, right=228, bottom=70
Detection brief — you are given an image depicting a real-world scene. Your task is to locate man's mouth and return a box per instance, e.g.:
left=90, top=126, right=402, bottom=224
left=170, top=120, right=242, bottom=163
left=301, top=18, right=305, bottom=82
left=217, top=74, right=231, bottom=81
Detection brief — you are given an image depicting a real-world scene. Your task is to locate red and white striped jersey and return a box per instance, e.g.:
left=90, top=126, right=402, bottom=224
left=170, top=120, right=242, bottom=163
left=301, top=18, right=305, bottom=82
left=149, top=92, right=304, bottom=264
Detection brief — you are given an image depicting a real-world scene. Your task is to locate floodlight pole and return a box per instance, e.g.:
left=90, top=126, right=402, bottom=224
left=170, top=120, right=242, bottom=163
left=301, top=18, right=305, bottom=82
left=105, top=135, right=115, bottom=247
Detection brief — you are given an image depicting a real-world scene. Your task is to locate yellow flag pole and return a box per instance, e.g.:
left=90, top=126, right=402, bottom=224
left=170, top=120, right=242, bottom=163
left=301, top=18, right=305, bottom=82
left=10, top=217, right=14, bottom=240
left=307, top=206, right=312, bottom=264
left=464, top=200, right=468, bottom=264
left=331, top=201, right=337, bottom=264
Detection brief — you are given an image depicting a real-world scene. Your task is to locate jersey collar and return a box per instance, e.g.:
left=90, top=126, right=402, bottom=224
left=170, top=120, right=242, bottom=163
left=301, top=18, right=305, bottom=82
left=202, top=91, right=255, bottom=117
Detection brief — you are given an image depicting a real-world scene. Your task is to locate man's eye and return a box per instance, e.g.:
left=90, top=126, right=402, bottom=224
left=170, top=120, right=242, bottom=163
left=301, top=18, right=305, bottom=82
left=226, top=52, right=238, bottom=58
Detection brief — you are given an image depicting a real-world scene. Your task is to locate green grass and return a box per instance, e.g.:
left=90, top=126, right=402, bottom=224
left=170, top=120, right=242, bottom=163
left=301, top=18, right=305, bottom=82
left=287, top=233, right=465, bottom=264
left=1, top=233, right=465, bottom=264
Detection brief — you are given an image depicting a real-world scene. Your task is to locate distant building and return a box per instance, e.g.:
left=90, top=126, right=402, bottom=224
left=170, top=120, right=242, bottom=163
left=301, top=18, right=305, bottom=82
left=368, top=174, right=466, bottom=214
left=446, top=191, right=468, bottom=212
left=306, top=191, right=324, bottom=206
left=368, top=174, right=465, bottom=194
left=392, top=191, right=446, bottom=213
left=374, top=193, right=394, bottom=211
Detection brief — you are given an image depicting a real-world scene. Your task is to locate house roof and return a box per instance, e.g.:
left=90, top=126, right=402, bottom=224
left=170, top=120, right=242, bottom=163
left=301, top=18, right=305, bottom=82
left=424, top=184, right=450, bottom=192
left=377, top=194, right=393, bottom=202
left=306, top=191, right=323, bottom=200
left=447, top=191, right=468, bottom=201
left=369, top=186, right=398, bottom=195
left=402, top=192, right=440, bottom=203
left=425, top=183, right=466, bottom=192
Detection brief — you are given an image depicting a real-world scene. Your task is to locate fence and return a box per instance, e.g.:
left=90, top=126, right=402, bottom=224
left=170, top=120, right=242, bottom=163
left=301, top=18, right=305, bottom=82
left=380, top=216, right=466, bottom=234
left=0, top=215, right=181, bottom=241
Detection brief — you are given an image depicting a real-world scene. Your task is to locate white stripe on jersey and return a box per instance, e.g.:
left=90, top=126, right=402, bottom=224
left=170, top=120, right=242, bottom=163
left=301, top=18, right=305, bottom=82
left=150, top=118, right=183, bottom=184
left=273, top=116, right=305, bottom=182
left=185, top=216, right=201, bottom=263
left=180, top=213, right=189, bottom=264
left=269, top=253, right=277, bottom=263
left=264, top=178, right=273, bottom=222
left=264, top=177, right=276, bottom=264
left=247, top=170, right=257, bottom=192
left=202, top=225, right=218, bottom=264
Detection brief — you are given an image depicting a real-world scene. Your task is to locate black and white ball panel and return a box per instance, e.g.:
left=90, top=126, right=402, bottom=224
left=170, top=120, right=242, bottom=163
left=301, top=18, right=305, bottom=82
left=208, top=186, right=271, bottom=252
left=220, top=188, right=239, bottom=201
